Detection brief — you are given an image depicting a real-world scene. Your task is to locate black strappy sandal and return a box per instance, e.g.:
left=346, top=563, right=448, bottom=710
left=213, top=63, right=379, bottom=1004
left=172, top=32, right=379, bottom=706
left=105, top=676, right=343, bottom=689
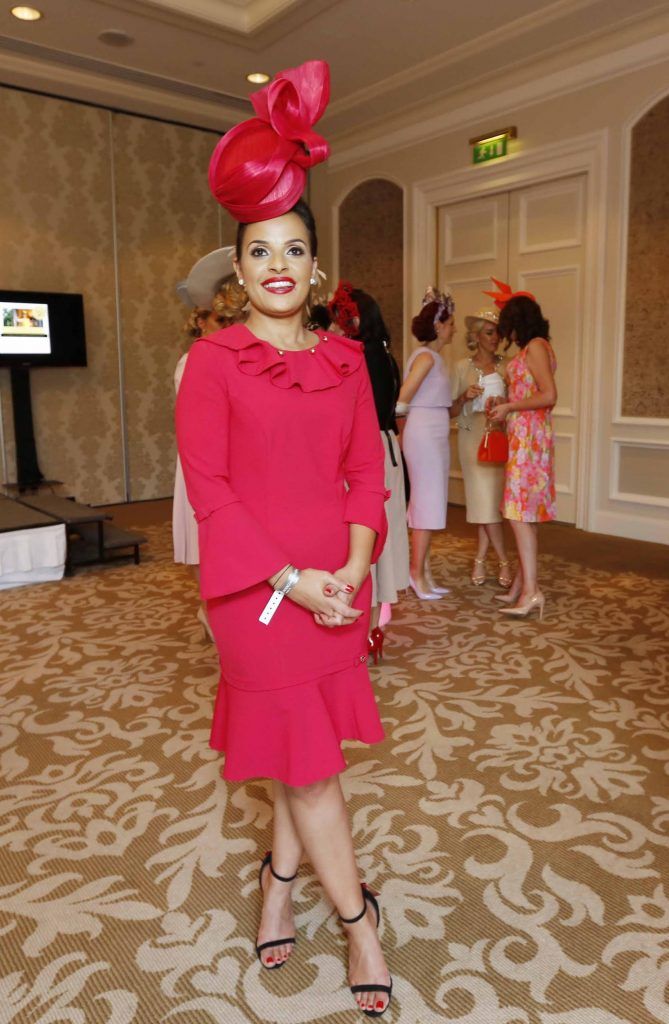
left=255, top=851, right=297, bottom=970
left=340, top=884, right=393, bottom=1018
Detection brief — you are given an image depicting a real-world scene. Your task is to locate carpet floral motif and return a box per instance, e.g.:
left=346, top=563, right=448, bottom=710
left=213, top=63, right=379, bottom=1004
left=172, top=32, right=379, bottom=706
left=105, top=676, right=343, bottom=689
left=1, top=525, right=668, bottom=1023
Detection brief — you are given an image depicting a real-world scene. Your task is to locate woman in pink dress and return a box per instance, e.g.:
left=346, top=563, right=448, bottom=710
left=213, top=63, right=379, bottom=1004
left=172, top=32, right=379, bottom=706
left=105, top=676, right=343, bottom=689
left=487, top=284, right=558, bottom=619
left=173, top=248, right=245, bottom=641
left=175, top=62, right=392, bottom=1018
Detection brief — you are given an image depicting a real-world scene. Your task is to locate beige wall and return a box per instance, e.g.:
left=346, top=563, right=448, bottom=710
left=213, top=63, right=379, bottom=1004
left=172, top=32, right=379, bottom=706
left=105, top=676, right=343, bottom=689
left=312, top=53, right=669, bottom=544
left=0, top=85, right=231, bottom=504
left=0, top=88, right=122, bottom=503
left=622, top=95, right=669, bottom=420
left=338, top=179, right=404, bottom=367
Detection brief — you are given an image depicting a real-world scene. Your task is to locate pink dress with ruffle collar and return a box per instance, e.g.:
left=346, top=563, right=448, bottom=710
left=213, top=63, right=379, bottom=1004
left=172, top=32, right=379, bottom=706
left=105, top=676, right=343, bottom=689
left=175, top=324, right=388, bottom=786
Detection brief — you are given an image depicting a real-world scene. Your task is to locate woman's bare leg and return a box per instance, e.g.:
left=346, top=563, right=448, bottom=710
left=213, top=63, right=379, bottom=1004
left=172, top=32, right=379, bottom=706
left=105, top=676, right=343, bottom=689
left=485, top=523, right=513, bottom=586
left=410, top=528, right=433, bottom=592
left=190, top=565, right=214, bottom=640
left=370, top=604, right=381, bottom=631
left=285, top=776, right=391, bottom=1014
left=475, top=525, right=490, bottom=561
left=509, top=520, right=539, bottom=599
left=256, top=781, right=303, bottom=967
left=484, top=523, right=507, bottom=562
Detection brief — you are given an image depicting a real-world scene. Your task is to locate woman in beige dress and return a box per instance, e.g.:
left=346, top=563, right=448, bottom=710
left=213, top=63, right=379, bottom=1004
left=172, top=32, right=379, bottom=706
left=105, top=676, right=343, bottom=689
left=450, top=309, right=513, bottom=587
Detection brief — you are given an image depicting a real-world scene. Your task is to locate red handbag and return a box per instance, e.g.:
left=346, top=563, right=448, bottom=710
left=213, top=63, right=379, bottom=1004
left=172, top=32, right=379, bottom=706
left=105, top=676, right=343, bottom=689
left=478, top=425, right=508, bottom=464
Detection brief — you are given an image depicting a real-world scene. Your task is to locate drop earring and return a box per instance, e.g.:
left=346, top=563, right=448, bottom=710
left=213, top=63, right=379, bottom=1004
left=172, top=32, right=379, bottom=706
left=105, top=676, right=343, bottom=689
left=238, top=278, right=244, bottom=286
left=310, top=276, right=317, bottom=285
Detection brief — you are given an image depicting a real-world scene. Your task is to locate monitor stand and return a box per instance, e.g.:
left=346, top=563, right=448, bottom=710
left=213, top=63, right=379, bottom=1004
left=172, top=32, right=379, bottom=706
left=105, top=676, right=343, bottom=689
left=10, top=367, right=44, bottom=491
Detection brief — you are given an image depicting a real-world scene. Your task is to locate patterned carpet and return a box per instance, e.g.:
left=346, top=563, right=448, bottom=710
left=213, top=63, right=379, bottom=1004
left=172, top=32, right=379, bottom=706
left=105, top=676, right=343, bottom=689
left=1, top=519, right=668, bottom=1024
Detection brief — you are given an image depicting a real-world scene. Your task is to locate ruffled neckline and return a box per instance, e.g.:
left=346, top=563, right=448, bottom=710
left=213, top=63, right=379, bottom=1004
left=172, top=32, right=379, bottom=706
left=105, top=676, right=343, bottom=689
left=204, top=324, right=363, bottom=392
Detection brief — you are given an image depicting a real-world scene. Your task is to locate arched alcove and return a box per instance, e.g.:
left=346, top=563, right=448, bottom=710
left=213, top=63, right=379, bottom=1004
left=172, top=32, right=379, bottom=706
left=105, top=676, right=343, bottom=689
left=338, top=178, right=404, bottom=367
left=622, top=94, right=669, bottom=418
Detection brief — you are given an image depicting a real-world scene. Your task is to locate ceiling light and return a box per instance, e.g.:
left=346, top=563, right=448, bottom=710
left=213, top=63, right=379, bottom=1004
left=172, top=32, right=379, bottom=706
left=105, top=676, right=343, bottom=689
left=11, top=6, right=43, bottom=19
left=246, top=72, right=270, bottom=85
left=98, top=29, right=134, bottom=47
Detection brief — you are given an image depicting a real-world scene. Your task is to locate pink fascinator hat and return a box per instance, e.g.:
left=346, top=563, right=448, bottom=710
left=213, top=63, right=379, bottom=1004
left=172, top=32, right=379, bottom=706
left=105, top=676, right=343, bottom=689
left=208, top=60, right=331, bottom=223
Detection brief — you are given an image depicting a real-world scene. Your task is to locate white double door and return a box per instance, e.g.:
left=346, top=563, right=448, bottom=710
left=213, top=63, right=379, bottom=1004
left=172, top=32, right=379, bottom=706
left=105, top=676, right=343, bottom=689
left=438, top=175, right=586, bottom=523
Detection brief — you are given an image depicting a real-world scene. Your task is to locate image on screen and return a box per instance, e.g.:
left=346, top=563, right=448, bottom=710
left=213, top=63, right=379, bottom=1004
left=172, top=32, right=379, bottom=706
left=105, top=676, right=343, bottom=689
left=0, top=302, right=52, bottom=356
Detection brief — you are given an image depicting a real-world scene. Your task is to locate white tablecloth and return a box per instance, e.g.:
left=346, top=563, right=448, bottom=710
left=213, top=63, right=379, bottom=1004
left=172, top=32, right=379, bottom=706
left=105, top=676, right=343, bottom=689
left=0, top=523, right=66, bottom=589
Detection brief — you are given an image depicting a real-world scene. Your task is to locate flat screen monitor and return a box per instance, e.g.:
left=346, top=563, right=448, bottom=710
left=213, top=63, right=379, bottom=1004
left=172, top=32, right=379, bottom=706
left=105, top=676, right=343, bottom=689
left=0, top=290, right=87, bottom=368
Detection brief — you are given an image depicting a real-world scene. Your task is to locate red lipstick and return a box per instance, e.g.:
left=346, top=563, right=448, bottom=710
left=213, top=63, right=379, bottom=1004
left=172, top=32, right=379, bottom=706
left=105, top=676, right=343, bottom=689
left=262, top=276, right=296, bottom=295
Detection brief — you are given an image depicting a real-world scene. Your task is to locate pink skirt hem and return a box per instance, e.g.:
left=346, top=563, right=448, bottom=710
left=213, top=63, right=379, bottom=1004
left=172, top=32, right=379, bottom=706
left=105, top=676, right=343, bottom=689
left=209, top=664, right=385, bottom=787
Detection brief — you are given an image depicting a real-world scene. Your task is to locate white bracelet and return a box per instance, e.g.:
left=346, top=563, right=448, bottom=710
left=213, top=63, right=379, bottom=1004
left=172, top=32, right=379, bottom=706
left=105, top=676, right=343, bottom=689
left=395, top=401, right=409, bottom=417
left=259, top=566, right=301, bottom=625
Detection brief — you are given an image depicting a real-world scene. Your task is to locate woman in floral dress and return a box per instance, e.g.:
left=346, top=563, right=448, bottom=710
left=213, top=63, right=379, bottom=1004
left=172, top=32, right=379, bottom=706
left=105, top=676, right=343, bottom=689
left=488, top=290, right=557, bottom=618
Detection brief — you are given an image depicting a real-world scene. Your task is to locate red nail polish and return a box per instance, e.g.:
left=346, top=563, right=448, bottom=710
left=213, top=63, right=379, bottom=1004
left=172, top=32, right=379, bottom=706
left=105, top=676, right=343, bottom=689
left=345, top=584, right=355, bottom=593
left=375, top=1001, right=384, bottom=1010
left=266, top=956, right=274, bottom=964
left=324, top=587, right=333, bottom=595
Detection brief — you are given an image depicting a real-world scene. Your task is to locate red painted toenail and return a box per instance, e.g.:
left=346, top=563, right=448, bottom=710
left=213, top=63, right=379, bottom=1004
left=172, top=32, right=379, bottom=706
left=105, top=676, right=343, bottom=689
left=376, top=1000, right=384, bottom=1009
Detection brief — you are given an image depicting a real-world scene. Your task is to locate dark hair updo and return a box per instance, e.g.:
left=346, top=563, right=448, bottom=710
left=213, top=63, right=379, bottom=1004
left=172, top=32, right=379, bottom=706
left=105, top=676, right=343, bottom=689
left=498, top=295, right=550, bottom=349
left=235, top=197, right=318, bottom=258
left=411, top=300, right=449, bottom=344
left=350, top=289, right=391, bottom=349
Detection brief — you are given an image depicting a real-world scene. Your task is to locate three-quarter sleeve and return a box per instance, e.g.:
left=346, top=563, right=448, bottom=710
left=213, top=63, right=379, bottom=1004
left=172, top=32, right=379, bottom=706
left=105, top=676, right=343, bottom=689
left=175, top=342, right=290, bottom=599
left=342, top=366, right=389, bottom=564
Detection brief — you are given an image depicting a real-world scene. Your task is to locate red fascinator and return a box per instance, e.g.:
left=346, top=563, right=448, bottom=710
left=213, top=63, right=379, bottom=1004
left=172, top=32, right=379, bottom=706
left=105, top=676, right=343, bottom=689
left=328, top=281, right=360, bottom=337
left=208, top=60, right=330, bottom=223
left=483, top=277, right=536, bottom=310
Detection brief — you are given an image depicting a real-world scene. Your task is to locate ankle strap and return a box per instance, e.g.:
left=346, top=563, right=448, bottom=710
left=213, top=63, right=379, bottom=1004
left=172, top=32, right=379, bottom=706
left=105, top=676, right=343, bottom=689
left=339, top=883, right=378, bottom=925
left=271, top=863, right=298, bottom=883
left=262, top=851, right=298, bottom=883
left=340, top=901, right=367, bottom=925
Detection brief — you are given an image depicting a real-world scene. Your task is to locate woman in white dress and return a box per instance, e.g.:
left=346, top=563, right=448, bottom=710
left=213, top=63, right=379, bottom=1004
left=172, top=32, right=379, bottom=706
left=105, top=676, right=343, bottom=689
left=173, top=247, right=246, bottom=637
left=450, top=309, right=513, bottom=588
left=396, top=287, right=455, bottom=600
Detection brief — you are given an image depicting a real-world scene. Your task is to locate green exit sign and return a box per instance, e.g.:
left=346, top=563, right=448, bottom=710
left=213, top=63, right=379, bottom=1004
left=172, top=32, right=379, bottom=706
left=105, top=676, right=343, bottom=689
left=473, top=135, right=508, bottom=164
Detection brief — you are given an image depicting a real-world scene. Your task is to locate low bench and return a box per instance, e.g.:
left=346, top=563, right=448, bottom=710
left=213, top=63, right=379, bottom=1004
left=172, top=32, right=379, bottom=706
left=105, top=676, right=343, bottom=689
left=0, top=495, right=67, bottom=588
left=71, top=522, right=147, bottom=567
left=15, top=495, right=145, bottom=572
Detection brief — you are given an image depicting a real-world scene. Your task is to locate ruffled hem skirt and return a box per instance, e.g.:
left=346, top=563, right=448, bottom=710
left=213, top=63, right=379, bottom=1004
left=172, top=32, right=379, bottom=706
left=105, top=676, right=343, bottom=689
left=209, top=665, right=385, bottom=787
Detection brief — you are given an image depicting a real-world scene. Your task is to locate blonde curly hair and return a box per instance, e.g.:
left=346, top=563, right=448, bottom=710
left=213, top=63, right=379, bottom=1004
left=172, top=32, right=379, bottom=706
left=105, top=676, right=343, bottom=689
left=465, top=317, right=487, bottom=352
left=182, top=274, right=247, bottom=338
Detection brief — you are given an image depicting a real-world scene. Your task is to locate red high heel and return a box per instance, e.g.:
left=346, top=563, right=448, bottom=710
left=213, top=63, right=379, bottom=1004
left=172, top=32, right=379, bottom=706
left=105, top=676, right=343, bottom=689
left=368, top=628, right=384, bottom=665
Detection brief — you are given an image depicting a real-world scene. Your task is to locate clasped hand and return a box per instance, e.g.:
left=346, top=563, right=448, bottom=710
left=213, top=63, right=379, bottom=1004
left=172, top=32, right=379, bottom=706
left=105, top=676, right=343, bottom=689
left=287, top=565, right=367, bottom=628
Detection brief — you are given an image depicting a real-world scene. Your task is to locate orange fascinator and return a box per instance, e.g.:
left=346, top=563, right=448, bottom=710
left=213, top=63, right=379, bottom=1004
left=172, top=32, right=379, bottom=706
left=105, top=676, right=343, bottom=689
left=208, top=60, right=330, bottom=223
left=483, top=277, right=536, bottom=310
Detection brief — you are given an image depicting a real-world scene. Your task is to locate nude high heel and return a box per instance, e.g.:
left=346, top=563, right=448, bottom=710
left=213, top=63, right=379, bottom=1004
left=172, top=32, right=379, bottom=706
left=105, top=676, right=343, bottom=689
left=409, top=577, right=442, bottom=600
left=499, top=592, right=545, bottom=620
left=425, top=565, right=450, bottom=595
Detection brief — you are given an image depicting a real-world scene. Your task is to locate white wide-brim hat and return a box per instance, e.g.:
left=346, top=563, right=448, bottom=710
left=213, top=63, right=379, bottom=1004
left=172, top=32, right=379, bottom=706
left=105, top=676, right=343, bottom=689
left=464, top=308, right=500, bottom=331
left=176, top=245, right=236, bottom=308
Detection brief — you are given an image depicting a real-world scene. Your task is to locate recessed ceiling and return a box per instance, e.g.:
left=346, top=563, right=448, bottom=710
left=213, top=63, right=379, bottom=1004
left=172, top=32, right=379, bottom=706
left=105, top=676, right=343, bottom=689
left=0, top=0, right=666, bottom=135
